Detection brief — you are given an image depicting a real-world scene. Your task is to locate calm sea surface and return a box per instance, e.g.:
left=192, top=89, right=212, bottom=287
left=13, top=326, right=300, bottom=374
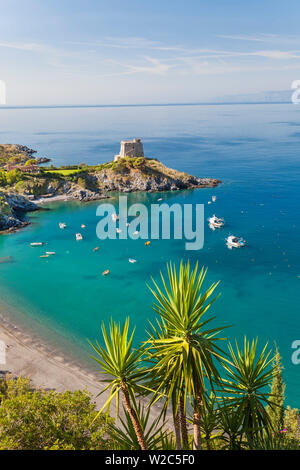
left=0, top=103, right=299, bottom=405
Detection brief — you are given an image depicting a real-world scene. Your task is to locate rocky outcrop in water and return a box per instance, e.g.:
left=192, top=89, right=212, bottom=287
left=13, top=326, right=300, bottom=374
left=0, top=192, right=38, bottom=232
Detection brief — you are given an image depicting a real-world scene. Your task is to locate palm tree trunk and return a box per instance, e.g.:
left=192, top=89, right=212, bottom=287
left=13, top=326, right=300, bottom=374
left=121, top=385, right=148, bottom=450
left=179, top=396, right=189, bottom=449
left=173, top=406, right=182, bottom=450
left=193, top=392, right=202, bottom=450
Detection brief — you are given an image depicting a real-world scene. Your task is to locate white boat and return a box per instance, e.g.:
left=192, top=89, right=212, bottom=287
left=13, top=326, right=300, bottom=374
left=30, top=242, right=43, bottom=246
left=212, top=195, right=217, bottom=202
left=59, top=222, right=66, bottom=229
left=76, top=233, right=83, bottom=241
left=81, top=224, right=86, bottom=229
left=112, top=213, right=119, bottom=222
left=128, top=258, right=137, bottom=263
left=226, top=235, right=246, bottom=248
left=133, top=231, right=139, bottom=236
left=45, top=252, right=55, bottom=255
left=208, top=215, right=225, bottom=228
left=158, top=198, right=162, bottom=202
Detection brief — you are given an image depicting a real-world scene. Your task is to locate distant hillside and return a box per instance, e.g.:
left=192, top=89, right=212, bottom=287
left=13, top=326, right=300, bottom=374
left=214, top=90, right=291, bottom=104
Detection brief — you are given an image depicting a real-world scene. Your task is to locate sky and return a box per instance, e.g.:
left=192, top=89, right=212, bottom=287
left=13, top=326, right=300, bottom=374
left=1, top=0, right=300, bottom=105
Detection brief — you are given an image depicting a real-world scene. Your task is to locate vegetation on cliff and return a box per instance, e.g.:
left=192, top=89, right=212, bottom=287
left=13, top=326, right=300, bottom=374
left=0, top=144, right=220, bottom=198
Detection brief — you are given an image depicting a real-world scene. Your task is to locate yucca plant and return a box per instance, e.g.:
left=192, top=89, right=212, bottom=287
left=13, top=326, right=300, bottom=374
left=89, top=318, right=149, bottom=450
left=147, top=261, right=229, bottom=450
left=218, top=401, right=245, bottom=450
left=108, top=402, right=169, bottom=450
left=197, top=393, right=220, bottom=450
left=221, top=337, right=276, bottom=445
left=250, top=433, right=300, bottom=450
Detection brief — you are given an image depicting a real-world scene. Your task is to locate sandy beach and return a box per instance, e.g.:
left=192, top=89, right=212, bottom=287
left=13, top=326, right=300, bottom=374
left=0, top=313, right=166, bottom=424
left=0, top=316, right=117, bottom=413
left=34, top=194, right=73, bottom=205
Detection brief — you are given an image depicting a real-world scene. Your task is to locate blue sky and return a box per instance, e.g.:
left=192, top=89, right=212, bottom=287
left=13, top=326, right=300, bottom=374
left=1, top=0, right=300, bottom=105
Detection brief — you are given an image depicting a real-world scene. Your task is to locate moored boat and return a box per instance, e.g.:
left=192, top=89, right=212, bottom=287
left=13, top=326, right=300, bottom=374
left=76, top=233, right=83, bottom=241
left=208, top=215, right=225, bottom=228
left=226, top=235, right=246, bottom=248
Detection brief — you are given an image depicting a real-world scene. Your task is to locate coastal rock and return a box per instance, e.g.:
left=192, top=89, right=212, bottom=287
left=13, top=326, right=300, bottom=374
left=1, top=144, right=36, bottom=157
left=93, top=162, right=220, bottom=193
left=5, top=194, right=38, bottom=212
left=37, top=157, right=51, bottom=164
left=71, top=189, right=109, bottom=202
left=0, top=192, right=38, bottom=231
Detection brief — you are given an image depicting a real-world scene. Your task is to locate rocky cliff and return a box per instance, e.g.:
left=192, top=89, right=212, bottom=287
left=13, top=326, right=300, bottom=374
left=0, top=155, right=221, bottom=232
left=0, top=192, right=38, bottom=231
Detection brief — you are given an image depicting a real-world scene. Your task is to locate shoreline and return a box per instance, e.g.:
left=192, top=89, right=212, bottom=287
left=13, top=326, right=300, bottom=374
left=0, top=308, right=166, bottom=423
left=34, top=194, right=73, bottom=205
left=0, top=312, right=116, bottom=411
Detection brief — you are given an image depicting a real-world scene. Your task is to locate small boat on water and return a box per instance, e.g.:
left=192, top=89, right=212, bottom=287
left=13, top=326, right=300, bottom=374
left=208, top=215, right=225, bottom=229
left=116, top=228, right=122, bottom=234
left=30, top=242, right=43, bottom=246
left=145, top=241, right=151, bottom=246
left=212, top=196, right=217, bottom=202
left=81, top=224, right=86, bottom=229
left=128, top=258, right=137, bottom=263
left=76, top=233, right=83, bottom=241
left=40, top=254, right=49, bottom=258
left=93, top=246, right=99, bottom=252
left=226, top=235, right=246, bottom=248
left=133, top=231, right=139, bottom=236
left=158, top=198, right=162, bottom=202
left=59, top=222, right=66, bottom=229
left=46, top=252, right=55, bottom=255
left=102, top=269, right=110, bottom=276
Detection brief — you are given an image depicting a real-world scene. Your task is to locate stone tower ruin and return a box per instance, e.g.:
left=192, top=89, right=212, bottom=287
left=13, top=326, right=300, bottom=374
left=114, top=138, right=144, bottom=162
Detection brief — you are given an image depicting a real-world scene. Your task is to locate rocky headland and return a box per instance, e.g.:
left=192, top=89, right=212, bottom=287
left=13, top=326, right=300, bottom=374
left=0, top=145, right=221, bottom=232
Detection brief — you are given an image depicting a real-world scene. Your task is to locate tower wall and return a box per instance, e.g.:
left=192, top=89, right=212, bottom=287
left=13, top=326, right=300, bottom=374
left=115, top=138, right=144, bottom=161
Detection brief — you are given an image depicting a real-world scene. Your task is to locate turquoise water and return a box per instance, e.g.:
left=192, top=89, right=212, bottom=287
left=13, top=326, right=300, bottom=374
left=0, top=103, right=299, bottom=405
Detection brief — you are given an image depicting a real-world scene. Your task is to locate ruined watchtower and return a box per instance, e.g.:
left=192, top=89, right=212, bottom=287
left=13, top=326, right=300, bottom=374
left=114, top=138, right=144, bottom=162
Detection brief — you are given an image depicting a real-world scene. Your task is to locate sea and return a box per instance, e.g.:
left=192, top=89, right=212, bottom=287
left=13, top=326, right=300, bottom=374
left=0, top=103, right=299, bottom=406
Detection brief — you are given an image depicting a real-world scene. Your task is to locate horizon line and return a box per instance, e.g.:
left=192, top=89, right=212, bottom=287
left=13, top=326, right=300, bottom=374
left=0, top=100, right=291, bottom=111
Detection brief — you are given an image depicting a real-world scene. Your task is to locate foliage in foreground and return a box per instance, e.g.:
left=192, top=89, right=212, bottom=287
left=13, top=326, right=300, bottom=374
left=0, top=375, right=114, bottom=450
left=91, top=261, right=300, bottom=451
left=1, top=261, right=300, bottom=451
